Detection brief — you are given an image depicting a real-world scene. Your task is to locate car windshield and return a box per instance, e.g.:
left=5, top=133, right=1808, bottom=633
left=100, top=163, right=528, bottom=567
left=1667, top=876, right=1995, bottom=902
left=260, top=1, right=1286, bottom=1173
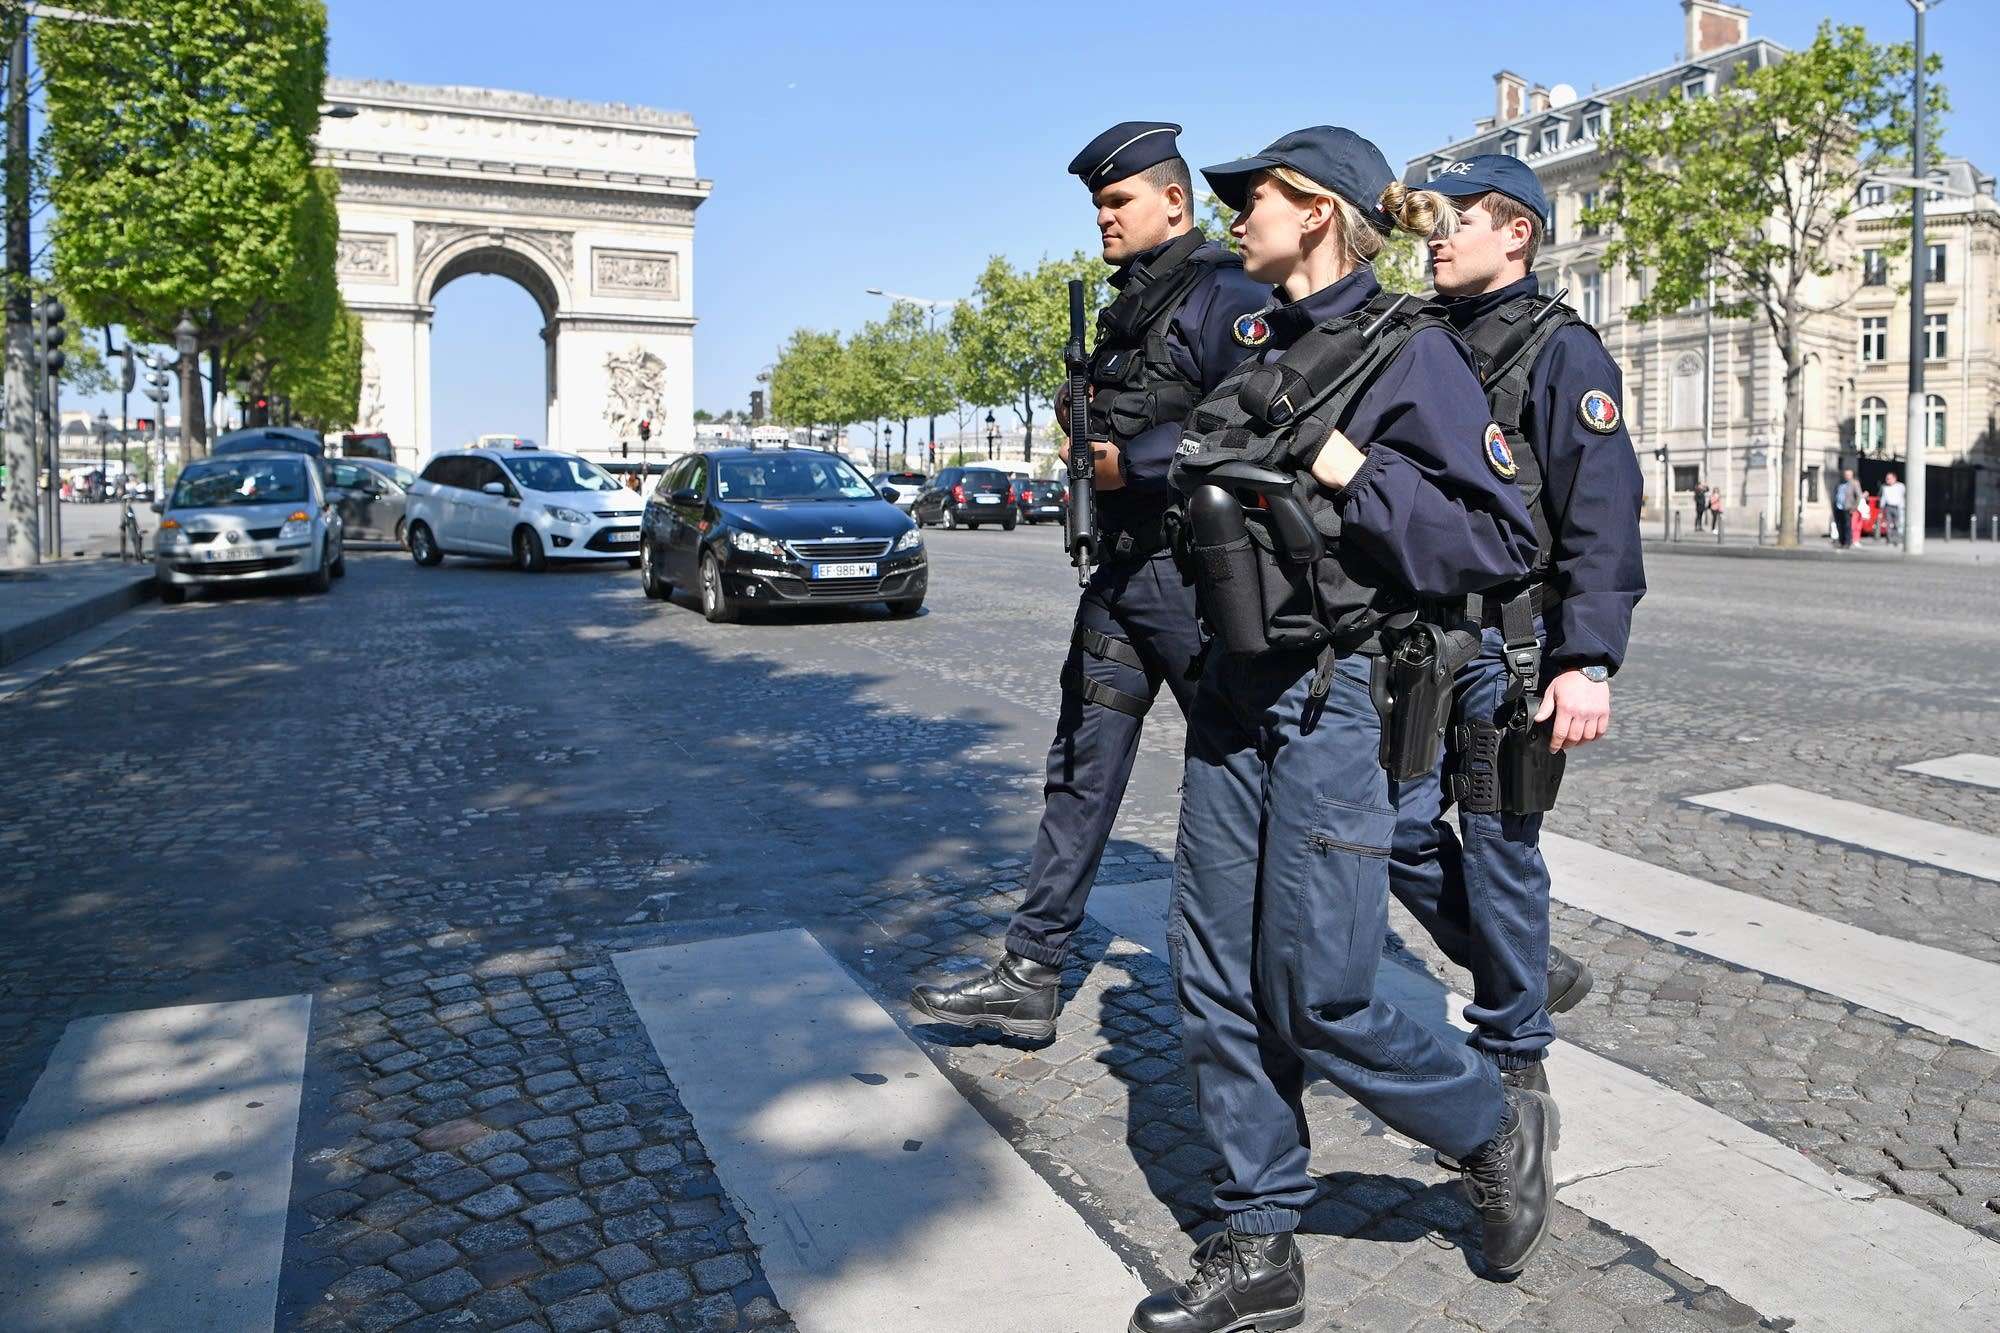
left=962, top=471, right=1008, bottom=486
left=501, top=455, right=620, bottom=493
left=716, top=454, right=877, bottom=502
left=172, top=458, right=311, bottom=508
left=365, top=462, right=418, bottom=489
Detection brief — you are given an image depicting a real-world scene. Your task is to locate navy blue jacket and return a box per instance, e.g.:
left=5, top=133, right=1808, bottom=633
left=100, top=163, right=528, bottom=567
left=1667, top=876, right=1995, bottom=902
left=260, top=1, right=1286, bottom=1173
left=1249, top=268, right=1535, bottom=598
left=1441, top=275, right=1646, bottom=672
left=1102, top=235, right=1269, bottom=532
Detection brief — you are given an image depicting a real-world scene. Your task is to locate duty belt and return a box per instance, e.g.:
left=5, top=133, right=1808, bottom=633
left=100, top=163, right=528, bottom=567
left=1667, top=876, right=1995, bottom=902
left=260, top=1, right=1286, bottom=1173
left=1103, top=513, right=1172, bottom=563
left=1470, top=584, right=1549, bottom=630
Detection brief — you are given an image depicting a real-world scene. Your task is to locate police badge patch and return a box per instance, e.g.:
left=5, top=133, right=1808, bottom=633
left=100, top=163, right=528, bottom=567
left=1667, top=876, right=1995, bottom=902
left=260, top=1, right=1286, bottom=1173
left=1484, top=423, right=1517, bottom=480
left=1232, top=312, right=1271, bottom=347
left=1579, top=389, right=1621, bottom=434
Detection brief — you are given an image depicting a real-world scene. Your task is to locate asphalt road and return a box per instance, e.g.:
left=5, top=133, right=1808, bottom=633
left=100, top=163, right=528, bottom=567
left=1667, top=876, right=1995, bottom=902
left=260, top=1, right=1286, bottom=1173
left=3, top=524, right=1999, bottom=1331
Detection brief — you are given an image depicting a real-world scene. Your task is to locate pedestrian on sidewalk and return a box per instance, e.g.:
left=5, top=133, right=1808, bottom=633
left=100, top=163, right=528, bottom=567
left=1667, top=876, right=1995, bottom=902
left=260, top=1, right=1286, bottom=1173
left=1880, top=471, right=1905, bottom=544
left=1692, top=477, right=1708, bottom=532
left=1832, top=468, right=1858, bottom=548
left=1707, top=485, right=1724, bottom=533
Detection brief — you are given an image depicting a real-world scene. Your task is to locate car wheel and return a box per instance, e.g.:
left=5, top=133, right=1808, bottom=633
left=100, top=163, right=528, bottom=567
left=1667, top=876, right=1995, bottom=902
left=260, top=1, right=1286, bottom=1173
left=1001, top=515, right=1017, bottom=531
left=331, top=547, right=347, bottom=577
left=158, top=583, right=187, bottom=606
left=942, top=507, right=958, bottom=531
left=514, top=526, right=548, bottom=573
left=700, top=550, right=737, bottom=624
left=641, top=539, right=673, bottom=600
left=305, top=547, right=333, bottom=594
left=887, top=595, right=924, bottom=617
left=408, top=521, right=442, bottom=566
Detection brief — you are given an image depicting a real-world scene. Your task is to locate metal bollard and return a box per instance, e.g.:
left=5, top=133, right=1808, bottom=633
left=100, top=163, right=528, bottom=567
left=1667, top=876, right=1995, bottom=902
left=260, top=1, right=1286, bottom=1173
left=1716, top=512, right=1725, bottom=544
left=1991, top=516, right=1998, bottom=543
left=1673, top=512, right=1682, bottom=542
left=1758, top=512, right=1767, bottom=546
left=1945, top=515, right=1953, bottom=542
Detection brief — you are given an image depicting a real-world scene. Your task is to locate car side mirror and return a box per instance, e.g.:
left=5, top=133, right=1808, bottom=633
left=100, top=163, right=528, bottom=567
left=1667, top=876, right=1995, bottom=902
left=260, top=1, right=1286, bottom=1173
left=879, top=486, right=899, bottom=502
left=150, top=500, right=164, bottom=513
left=671, top=487, right=700, bottom=505
left=482, top=481, right=507, bottom=496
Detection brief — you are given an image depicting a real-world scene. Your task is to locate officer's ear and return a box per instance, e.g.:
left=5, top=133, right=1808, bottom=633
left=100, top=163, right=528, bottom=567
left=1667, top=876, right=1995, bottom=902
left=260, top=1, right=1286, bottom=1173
left=1160, top=179, right=1188, bottom=226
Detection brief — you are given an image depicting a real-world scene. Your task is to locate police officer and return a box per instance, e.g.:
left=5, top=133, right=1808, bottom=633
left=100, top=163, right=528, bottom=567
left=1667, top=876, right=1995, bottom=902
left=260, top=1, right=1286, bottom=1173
left=1389, top=155, right=1645, bottom=1153
left=1136, top=128, right=1551, bottom=1332
left=910, top=122, right=1267, bottom=1040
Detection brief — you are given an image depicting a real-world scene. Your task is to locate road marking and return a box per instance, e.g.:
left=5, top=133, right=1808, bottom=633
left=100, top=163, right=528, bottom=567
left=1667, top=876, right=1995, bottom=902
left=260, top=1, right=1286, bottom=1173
left=1539, top=833, right=2000, bottom=1054
left=1899, top=752, right=2000, bottom=792
left=615, top=930, right=1146, bottom=1333
left=1687, top=782, right=2000, bottom=883
left=1087, top=879, right=2000, bottom=1333
left=0, top=994, right=312, bottom=1332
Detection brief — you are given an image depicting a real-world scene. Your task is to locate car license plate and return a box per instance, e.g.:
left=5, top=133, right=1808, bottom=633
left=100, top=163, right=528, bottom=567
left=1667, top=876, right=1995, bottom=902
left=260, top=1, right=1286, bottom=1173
left=813, top=562, right=876, bottom=579
left=204, top=546, right=257, bottom=562
left=975, top=494, right=1000, bottom=504
left=605, top=530, right=639, bottom=544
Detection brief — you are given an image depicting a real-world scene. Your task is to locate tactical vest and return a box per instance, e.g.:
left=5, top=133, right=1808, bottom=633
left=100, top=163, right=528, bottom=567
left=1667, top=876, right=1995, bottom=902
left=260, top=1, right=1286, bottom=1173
left=1460, top=292, right=1583, bottom=580
left=1087, top=233, right=1240, bottom=449
left=1171, top=291, right=1453, bottom=656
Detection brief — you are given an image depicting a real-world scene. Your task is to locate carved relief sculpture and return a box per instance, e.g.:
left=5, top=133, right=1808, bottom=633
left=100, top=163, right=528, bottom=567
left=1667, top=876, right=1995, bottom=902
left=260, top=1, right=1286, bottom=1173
left=336, top=232, right=396, bottom=283
left=358, top=337, right=386, bottom=431
left=603, top=345, right=667, bottom=443
left=592, top=248, right=679, bottom=300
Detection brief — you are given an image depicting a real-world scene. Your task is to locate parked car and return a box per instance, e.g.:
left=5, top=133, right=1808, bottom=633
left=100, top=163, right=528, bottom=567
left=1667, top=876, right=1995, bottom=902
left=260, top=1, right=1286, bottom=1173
left=870, top=470, right=929, bottom=512
left=153, top=451, right=344, bottom=604
left=912, top=466, right=1017, bottom=531
left=640, top=446, right=925, bottom=622
left=212, top=426, right=325, bottom=458
left=1015, top=478, right=1068, bottom=524
left=404, top=447, right=644, bottom=572
left=326, top=458, right=413, bottom=545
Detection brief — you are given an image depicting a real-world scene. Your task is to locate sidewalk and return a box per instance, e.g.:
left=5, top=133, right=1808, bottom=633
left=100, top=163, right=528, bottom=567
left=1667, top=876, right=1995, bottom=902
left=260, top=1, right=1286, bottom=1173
left=1645, top=521, right=2000, bottom=566
left=0, top=558, right=155, bottom=667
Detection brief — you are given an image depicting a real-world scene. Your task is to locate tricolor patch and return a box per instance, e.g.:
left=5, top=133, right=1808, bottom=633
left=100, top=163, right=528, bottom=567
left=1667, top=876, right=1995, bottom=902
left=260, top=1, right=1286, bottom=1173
left=1484, top=423, right=1518, bottom=480
left=1232, top=312, right=1271, bottom=347
left=1579, top=389, right=1620, bottom=434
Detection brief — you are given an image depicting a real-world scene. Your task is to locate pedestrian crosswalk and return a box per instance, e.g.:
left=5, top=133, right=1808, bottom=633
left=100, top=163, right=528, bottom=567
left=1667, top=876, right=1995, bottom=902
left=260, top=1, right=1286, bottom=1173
left=3, top=754, right=1997, bottom=1332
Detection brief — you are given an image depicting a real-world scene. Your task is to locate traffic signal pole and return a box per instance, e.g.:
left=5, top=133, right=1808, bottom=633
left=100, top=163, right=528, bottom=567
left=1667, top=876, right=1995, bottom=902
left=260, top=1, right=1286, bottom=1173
left=3, top=17, right=38, bottom=567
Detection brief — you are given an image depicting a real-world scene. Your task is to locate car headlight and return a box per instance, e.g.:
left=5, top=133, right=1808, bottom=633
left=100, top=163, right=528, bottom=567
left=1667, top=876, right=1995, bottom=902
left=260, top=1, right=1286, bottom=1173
left=547, top=506, right=589, bottom=525
left=279, top=512, right=313, bottom=541
left=894, top=528, right=923, bottom=552
left=729, top=531, right=787, bottom=558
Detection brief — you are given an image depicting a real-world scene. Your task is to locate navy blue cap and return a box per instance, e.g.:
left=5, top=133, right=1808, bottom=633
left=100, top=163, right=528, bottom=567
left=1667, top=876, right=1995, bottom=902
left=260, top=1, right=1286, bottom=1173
left=1201, top=126, right=1395, bottom=232
left=1424, top=154, right=1551, bottom=225
left=1068, top=121, right=1184, bottom=190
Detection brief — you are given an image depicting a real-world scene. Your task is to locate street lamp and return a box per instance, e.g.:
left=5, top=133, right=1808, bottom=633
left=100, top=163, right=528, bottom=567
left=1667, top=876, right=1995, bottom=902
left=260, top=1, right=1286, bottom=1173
left=984, top=409, right=997, bottom=461
left=173, top=314, right=199, bottom=458
left=1901, top=0, right=1941, bottom=554
left=94, top=408, right=108, bottom=498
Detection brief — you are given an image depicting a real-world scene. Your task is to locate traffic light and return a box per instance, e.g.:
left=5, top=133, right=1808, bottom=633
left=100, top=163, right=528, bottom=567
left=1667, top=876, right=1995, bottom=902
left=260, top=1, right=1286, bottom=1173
left=749, top=389, right=765, bottom=423
left=135, top=418, right=154, bottom=432
left=638, top=418, right=652, bottom=442
left=247, top=396, right=270, bottom=427
left=1652, top=447, right=1669, bottom=462
left=36, top=298, right=66, bottom=375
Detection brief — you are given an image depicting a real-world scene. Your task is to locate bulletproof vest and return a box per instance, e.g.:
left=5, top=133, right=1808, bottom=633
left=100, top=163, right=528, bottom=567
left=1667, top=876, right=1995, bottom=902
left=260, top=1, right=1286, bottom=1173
left=1087, top=233, right=1240, bottom=448
left=1172, top=291, right=1452, bottom=653
left=1460, top=294, right=1584, bottom=578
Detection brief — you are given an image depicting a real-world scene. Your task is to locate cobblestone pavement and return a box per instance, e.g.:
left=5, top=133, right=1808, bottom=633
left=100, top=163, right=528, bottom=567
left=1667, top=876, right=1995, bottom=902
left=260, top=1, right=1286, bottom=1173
left=2, top=528, right=1997, bottom=1330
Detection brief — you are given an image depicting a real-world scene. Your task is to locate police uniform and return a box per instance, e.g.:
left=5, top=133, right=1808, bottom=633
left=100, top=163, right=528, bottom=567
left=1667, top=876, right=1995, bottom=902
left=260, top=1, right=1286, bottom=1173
left=1387, top=157, right=1645, bottom=1092
left=910, top=122, right=1267, bottom=1040
left=1134, top=130, right=1551, bottom=1331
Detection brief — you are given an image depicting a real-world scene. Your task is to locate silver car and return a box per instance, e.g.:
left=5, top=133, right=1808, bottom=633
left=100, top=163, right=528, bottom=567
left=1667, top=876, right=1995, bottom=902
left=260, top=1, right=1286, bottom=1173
left=153, top=451, right=345, bottom=604
left=329, top=457, right=415, bottom=545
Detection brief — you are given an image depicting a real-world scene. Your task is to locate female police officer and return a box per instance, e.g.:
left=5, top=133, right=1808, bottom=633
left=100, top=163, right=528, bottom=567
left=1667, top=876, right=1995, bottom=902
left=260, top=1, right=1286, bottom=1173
left=1132, top=128, right=1551, bottom=1332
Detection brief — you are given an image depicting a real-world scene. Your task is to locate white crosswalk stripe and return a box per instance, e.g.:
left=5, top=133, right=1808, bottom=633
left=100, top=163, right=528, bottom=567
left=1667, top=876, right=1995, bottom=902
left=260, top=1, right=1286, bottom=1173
left=1687, top=783, right=2000, bottom=883
left=1541, top=832, right=2000, bottom=1054
left=1899, top=752, right=2000, bottom=792
left=615, top=930, right=1147, bottom=1333
left=1086, top=879, right=2000, bottom=1333
left=0, top=994, right=312, bottom=1333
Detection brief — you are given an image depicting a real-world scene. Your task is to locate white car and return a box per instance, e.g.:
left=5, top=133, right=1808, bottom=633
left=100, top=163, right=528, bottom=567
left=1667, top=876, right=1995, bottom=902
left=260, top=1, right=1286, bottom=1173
left=404, top=447, right=646, bottom=572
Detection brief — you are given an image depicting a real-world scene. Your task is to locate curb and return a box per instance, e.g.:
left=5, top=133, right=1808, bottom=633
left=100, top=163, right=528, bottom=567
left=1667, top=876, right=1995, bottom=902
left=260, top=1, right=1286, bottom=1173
left=0, top=569, right=156, bottom=668
left=1641, top=539, right=2000, bottom=566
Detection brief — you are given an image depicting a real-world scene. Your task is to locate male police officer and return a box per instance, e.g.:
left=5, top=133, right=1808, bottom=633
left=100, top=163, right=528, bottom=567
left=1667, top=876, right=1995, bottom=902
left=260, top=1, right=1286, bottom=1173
left=911, top=122, right=1267, bottom=1040
left=1392, top=155, right=1645, bottom=1136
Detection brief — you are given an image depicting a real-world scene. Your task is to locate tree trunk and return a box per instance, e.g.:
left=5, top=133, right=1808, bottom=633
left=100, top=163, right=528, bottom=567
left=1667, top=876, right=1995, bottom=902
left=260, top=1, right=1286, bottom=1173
left=1775, top=328, right=1804, bottom=549
left=1020, top=390, right=1034, bottom=462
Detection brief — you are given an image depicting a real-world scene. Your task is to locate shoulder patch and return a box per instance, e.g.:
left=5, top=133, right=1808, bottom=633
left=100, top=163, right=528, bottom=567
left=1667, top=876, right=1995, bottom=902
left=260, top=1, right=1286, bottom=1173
left=1232, top=312, right=1271, bottom=347
left=1484, top=423, right=1518, bottom=480
left=1578, top=389, right=1621, bottom=435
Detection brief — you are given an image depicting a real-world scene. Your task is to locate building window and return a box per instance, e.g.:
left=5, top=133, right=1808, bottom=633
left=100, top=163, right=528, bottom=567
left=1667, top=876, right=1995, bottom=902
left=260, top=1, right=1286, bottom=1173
left=1861, top=182, right=1887, bottom=206
left=1581, top=110, right=1605, bottom=138
left=1862, top=248, right=1886, bottom=286
left=1502, top=135, right=1525, bottom=159
left=1581, top=189, right=1601, bottom=238
left=1858, top=396, right=1888, bottom=456
left=1735, top=371, right=1752, bottom=423
left=1925, top=313, right=1948, bottom=360
left=1539, top=123, right=1562, bottom=155
left=1860, top=316, right=1888, bottom=364
left=1682, top=75, right=1709, bottom=99
left=1926, top=394, right=1947, bottom=450
left=1579, top=271, right=1602, bottom=324
left=1670, top=353, right=1704, bottom=430
left=1927, top=243, right=1947, bottom=284
left=1674, top=465, right=1699, bottom=493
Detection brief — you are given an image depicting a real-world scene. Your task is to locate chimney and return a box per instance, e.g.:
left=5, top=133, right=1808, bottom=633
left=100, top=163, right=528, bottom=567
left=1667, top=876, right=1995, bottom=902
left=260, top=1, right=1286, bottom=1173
left=1494, top=70, right=1527, bottom=125
left=1683, top=0, right=1750, bottom=58
left=1529, top=84, right=1551, bottom=114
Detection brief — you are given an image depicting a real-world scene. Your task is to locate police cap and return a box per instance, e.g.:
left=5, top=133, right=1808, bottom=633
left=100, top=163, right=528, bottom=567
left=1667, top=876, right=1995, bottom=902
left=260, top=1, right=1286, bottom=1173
left=1201, top=126, right=1395, bottom=232
left=1068, top=121, right=1185, bottom=191
left=1424, top=154, right=1551, bottom=226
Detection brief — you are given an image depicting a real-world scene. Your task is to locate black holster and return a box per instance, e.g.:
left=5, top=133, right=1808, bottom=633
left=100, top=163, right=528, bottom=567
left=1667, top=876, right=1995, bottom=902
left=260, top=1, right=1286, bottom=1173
left=1370, top=623, right=1481, bottom=782
left=1453, top=702, right=1566, bottom=814
left=1187, top=484, right=1270, bottom=655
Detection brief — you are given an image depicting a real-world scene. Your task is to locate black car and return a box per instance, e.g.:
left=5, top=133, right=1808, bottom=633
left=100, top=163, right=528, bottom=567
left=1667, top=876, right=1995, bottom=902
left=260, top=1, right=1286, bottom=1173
left=639, top=447, right=926, bottom=622
left=912, top=466, right=1017, bottom=531
left=1015, top=478, right=1068, bottom=524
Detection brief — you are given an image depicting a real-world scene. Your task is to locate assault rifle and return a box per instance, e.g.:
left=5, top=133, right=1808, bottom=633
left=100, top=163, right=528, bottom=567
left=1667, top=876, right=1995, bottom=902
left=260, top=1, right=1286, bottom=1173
left=1063, top=278, right=1097, bottom=585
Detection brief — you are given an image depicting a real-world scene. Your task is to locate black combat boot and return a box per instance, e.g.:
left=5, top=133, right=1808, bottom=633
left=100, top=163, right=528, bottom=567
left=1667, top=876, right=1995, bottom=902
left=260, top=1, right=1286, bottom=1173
left=1459, top=1088, right=1556, bottom=1280
left=1546, top=946, right=1594, bottom=1014
left=1436, top=1060, right=1559, bottom=1170
left=908, top=953, right=1061, bottom=1040
left=1129, top=1229, right=1306, bottom=1333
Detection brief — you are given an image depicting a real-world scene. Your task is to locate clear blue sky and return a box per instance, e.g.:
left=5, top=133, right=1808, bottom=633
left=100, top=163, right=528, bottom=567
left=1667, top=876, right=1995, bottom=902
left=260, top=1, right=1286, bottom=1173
left=107, top=1, right=2000, bottom=448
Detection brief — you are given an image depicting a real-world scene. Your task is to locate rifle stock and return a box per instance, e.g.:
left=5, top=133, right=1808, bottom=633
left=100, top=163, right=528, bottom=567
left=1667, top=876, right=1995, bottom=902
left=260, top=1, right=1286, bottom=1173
left=1064, top=278, right=1096, bottom=585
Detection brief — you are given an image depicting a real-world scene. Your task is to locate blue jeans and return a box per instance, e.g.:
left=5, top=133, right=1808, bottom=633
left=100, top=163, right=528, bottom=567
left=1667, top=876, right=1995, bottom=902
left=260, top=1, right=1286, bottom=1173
left=1389, top=625, right=1554, bottom=1069
left=1172, top=648, right=1504, bottom=1236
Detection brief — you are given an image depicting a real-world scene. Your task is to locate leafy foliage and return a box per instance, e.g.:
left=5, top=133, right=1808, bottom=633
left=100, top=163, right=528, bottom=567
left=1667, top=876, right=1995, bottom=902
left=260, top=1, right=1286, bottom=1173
left=949, top=253, right=1105, bottom=459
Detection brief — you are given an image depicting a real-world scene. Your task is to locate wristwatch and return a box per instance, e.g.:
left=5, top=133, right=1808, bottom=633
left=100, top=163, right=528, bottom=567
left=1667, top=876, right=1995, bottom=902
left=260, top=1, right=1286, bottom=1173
left=1577, top=664, right=1610, bottom=683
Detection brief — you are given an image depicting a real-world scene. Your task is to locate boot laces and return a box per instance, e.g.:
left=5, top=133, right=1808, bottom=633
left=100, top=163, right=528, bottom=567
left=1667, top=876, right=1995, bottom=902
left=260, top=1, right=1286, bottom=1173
left=1463, top=1132, right=1515, bottom=1219
left=1184, top=1230, right=1256, bottom=1296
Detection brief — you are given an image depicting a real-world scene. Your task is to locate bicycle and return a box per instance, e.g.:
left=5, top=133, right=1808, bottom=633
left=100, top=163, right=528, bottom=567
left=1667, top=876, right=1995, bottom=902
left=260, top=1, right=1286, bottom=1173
left=119, top=504, right=146, bottom=562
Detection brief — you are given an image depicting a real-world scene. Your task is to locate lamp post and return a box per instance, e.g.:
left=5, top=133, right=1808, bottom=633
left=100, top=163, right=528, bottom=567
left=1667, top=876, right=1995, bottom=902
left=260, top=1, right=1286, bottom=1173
left=174, top=314, right=200, bottom=461
left=94, top=408, right=108, bottom=499
left=1903, top=0, right=1935, bottom=554
left=984, top=409, right=997, bottom=461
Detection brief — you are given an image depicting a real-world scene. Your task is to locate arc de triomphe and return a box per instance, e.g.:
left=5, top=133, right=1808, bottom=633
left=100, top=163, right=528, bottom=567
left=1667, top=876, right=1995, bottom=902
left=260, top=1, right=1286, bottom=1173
left=317, top=77, right=711, bottom=463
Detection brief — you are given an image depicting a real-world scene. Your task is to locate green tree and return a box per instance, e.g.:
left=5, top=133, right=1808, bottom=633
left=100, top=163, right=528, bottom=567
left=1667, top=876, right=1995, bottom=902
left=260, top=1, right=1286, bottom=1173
left=271, top=301, right=362, bottom=429
left=39, top=0, right=330, bottom=457
left=951, top=254, right=1106, bottom=461
left=229, top=166, right=357, bottom=429
left=769, top=328, right=851, bottom=439
left=1585, top=21, right=1943, bottom=546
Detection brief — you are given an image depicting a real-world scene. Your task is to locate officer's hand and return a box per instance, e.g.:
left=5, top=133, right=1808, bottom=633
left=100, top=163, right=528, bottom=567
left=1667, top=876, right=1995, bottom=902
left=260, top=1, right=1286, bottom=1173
left=1535, top=670, right=1611, bottom=752
left=1058, top=439, right=1124, bottom=490
left=1307, top=427, right=1367, bottom=491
